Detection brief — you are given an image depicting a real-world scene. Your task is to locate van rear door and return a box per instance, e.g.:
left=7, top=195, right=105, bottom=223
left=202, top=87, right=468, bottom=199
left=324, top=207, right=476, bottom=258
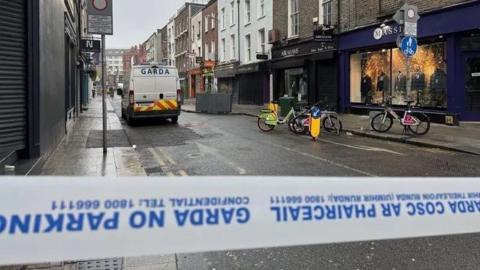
left=155, top=69, right=178, bottom=102
left=132, top=66, right=176, bottom=103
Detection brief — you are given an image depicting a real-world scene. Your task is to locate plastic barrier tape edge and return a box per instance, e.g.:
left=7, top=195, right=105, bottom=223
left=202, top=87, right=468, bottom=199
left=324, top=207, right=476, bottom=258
left=0, top=176, right=480, bottom=265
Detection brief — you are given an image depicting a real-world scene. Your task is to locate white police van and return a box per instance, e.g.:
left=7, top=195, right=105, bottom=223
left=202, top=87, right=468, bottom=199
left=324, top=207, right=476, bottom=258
left=121, top=65, right=181, bottom=125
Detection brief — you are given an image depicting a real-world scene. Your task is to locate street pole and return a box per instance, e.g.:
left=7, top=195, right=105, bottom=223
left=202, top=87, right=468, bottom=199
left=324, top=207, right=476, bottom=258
left=406, top=56, right=411, bottom=100
left=102, top=34, right=107, bottom=154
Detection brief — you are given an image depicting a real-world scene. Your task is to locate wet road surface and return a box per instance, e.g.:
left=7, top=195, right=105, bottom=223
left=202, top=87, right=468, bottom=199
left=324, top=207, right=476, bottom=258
left=111, top=99, right=480, bottom=270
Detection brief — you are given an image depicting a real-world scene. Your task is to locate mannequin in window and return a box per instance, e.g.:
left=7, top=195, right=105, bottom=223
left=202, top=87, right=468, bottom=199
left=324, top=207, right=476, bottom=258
left=395, top=70, right=407, bottom=96
left=430, top=66, right=447, bottom=107
left=377, top=71, right=390, bottom=103
left=361, top=71, right=372, bottom=104
left=411, top=67, right=426, bottom=104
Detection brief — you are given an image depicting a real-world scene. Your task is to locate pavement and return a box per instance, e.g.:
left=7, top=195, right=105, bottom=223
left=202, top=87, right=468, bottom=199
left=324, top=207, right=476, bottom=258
left=11, top=96, right=178, bottom=270
left=182, top=99, right=480, bottom=156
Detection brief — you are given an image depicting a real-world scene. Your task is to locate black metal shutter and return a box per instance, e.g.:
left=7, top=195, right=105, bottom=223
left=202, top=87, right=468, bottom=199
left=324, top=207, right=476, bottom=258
left=0, top=0, right=27, bottom=153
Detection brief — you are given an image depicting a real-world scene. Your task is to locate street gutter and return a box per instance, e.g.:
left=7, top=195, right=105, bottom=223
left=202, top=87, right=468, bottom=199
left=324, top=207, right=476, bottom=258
left=344, top=128, right=480, bottom=156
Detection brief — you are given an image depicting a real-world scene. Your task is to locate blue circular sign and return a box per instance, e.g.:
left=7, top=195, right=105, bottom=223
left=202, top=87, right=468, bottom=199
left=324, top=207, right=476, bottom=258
left=400, top=36, right=418, bottom=57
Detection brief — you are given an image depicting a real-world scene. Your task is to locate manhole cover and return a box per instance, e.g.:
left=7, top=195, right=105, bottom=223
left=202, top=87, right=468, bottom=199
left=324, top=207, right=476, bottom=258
left=75, top=258, right=123, bottom=270
left=86, top=130, right=131, bottom=148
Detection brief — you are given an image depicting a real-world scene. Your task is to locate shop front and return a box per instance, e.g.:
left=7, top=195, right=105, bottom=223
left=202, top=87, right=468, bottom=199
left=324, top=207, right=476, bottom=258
left=188, top=67, right=202, bottom=98
left=202, top=60, right=216, bottom=93
left=338, top=1, right=480, bottom=122
left=271, top=40, right=338, bottom=107
left=214, top=61, right=239, bottom=102
left=236, top=62, right=270, bottom=105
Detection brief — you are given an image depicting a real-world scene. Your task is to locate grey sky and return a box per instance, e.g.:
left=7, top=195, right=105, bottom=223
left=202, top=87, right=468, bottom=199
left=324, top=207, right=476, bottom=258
left=106, top=0, right=197, bottom=49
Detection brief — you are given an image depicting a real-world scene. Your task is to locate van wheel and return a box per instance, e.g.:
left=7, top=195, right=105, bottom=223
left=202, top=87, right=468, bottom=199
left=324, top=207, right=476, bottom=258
left=171, top=116, right=178, bottom=124
left=126, top=109, right=135, bottom=126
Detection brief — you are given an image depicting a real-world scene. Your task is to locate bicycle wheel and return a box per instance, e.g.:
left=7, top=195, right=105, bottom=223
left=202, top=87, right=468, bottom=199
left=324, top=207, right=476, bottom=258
left=258, top=117, right=275, bottom=132
left=407, top=113, right=431, bottom=135
left=322, top=116, right=343, bottom=134
left=289, top=116, right=308, bottom=135
left=371, top=113, right=394, bottom=133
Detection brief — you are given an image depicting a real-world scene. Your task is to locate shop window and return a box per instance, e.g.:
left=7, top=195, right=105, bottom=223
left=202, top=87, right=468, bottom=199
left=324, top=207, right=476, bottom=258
left=350, top=42, right=447, bottom=109
left=284, top=68, right=307, bottom=102
left=350, top=50, right=391, bottom=105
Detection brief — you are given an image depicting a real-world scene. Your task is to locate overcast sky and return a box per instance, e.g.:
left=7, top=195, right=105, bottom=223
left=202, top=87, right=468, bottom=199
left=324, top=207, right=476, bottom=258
left=106, top=0, right=206, bottom=49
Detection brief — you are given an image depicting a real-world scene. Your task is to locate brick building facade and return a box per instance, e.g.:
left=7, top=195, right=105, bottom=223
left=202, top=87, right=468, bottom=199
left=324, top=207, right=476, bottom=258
left=202, top=0, right=218, bottom=93
left=174, top=3, right=205, bottom=96
left=339, top=0, right=471, bottom=32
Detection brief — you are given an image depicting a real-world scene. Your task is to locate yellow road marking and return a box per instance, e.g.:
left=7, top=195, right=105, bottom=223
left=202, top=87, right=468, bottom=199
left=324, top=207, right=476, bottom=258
left=157, top=147, right=176, bottom=165
left=148, top=148, right=166, bottom=166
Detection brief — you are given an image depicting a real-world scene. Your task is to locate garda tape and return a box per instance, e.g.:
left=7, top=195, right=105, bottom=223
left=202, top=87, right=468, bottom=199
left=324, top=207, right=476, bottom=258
left=1, top=177, right=480, bottom=265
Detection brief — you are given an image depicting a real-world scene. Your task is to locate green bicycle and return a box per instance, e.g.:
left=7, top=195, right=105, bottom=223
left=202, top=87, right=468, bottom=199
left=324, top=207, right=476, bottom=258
left=257, top=102, right=300, bottom=132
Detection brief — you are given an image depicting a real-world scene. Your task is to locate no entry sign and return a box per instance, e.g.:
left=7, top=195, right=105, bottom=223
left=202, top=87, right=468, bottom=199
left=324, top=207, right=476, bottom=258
left=87, top=0, right=113, bottom=35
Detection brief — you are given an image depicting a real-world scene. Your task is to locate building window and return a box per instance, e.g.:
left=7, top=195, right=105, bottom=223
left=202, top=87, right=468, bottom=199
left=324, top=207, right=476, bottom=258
left=211, top=14, right=215, bottom=29
left=221, top=8, right=226, bottom=29
left=245, top=34, right=251, bottom=62
left=205, top=17, right=209, bottom=33
left=349, top=43, right=447, bottom=108
left=230, top=1, right=235, bottom=26
left=245, top=0, right=251, bottom=24
left=284, top=68, right=307, bottom=102
left=198, top=21, right=202, bottom=38
left=288, top=0, right=300, bottom=37
left=259, top=0, right=265, bottom=18
left=222, top=38, right=226, bottom=60
left=231, top=34, right=236, bottom=60
left=258, top=29, right=265, bottom=54
left=211, top=41, right=215, bottom=57
left=192, top=25, right=195, bottom=42
left=322, top=0, right=332, bottom=26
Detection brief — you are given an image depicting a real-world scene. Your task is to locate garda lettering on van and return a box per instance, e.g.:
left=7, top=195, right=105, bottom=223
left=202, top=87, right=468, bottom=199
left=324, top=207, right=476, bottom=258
left=140, top=68, right=171, bottom=76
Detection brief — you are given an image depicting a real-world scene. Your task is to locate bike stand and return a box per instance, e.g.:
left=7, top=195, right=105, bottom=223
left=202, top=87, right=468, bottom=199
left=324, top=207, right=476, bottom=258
left=402, top=126, right=412, bottom=136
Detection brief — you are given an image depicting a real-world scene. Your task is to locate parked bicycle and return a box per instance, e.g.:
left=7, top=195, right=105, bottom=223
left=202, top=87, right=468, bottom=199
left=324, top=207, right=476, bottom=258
left=289, top=103, right=343, bottom=135
left=257, top=102, right=302, bottom=132
left=371, top=96, right=430, bottom=135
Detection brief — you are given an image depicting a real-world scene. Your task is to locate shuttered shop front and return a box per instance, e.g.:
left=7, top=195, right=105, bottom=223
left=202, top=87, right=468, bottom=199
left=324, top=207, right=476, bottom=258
left=0, top=0, right=27, bottom=153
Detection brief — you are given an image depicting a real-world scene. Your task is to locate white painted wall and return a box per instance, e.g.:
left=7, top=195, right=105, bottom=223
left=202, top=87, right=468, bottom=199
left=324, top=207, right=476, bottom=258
left=191, top=10, right=203, bottom=69
left=238, top=0, right=273, bottom=64
left=218, top=0, right=272, bottom=64
left=218, top=0, right=239, bottom=63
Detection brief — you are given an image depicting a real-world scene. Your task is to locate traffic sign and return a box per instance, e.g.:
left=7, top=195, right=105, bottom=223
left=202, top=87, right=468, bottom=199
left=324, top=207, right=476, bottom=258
left=393, top=4, right=420, bottom=37
left=80, top=39, right=101, bottom=53
left=400, top=36, right=418, bottom=57
left=87, top=0, right=113, bottom=35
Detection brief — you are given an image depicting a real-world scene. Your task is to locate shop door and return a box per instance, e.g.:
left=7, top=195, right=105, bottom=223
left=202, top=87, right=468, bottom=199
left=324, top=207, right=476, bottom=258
left=0, top=0, right=27, bottom=155
left=462, top=53, right=480, bottom=120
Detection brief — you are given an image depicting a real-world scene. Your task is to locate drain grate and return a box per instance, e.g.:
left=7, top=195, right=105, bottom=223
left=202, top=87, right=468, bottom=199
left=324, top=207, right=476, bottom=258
left=145, top=166, right=165, bottom=175
left=75, top=258, right=123, bottom=270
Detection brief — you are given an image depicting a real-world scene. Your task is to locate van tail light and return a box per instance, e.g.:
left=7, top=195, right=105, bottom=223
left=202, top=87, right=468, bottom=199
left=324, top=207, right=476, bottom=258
left=129, top=90, right=135, bottom=105
left=177, top=89, right=182, bottom=105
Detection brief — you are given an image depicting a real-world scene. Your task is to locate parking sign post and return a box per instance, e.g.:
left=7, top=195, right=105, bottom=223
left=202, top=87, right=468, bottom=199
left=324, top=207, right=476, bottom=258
left=87, top=0, right=113, bottom=154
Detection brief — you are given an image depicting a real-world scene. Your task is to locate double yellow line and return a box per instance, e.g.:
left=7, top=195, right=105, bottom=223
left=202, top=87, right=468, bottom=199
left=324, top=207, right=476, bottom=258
left=148, top=147, right=188, bottom=177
